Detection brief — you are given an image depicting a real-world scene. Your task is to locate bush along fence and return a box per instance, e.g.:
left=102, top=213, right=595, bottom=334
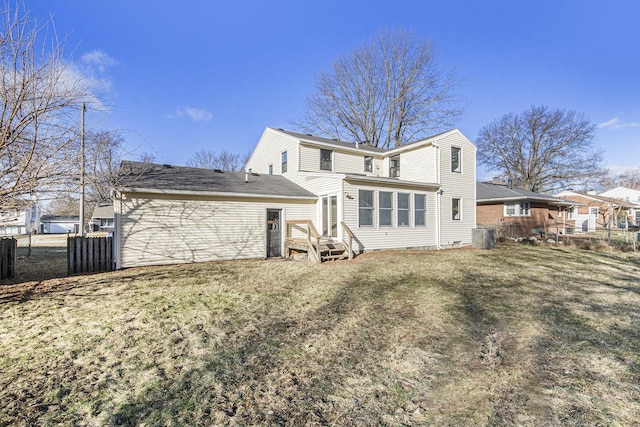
left=67, top=236, right=114, bottom=275
left=0, top=238, right=17, bottom=280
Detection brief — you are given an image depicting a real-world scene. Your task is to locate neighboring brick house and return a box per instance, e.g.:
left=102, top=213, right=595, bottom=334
left=477, top=182, right=578, bottom=238
left=555, top=190, right=640, bottom=231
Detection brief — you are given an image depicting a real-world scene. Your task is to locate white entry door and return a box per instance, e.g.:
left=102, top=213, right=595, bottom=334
left=321, top=195, right=338, bottom=238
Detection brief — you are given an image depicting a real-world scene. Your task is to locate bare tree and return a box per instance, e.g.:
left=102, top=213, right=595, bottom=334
left=477, top=105, right=605, bottom=193
left=600, top=168, right=640, bottom=190
left=292, top=27, right=463, bottom=149
left=45, top=195, right=78, bottom=216
left=186, top=149, right=250, bottom=171
left=84, top=130, right=124, bottom=204
left=0, top=1, right=96, bottom=210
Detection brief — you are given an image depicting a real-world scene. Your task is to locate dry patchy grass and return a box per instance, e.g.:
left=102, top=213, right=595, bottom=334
left=1, top=244, right=639, bottom=426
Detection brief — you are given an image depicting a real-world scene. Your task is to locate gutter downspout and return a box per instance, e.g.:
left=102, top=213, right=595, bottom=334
left=434, top=142, right=442, bottom=249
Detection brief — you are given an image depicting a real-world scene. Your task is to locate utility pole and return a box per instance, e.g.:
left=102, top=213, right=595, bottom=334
left=79, top=103, right=86, bottom=236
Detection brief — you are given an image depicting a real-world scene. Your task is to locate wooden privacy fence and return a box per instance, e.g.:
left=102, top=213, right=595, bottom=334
left=68, top=236, right=114, bottom=275
left=0, top=238, right=17, bottom=280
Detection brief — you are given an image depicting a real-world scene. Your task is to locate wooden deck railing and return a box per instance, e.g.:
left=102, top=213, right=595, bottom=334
left=286, top=220, right=321, bottom=263
left=340, top=221, right=354, bottom=260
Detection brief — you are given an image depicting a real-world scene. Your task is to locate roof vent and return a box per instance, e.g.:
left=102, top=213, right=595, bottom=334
left=163, top=164, right=172, bottom=168
left=213, top=169, right=223, bottom=173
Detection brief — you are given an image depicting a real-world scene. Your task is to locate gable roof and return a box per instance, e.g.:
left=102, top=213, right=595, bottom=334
left=271, top=128, right=471, bottom=155
left=91, top=204, right=114, bottom=219
left=115, top=161, right=317, bottom=200
left=477, top=182, right=577, bottom=206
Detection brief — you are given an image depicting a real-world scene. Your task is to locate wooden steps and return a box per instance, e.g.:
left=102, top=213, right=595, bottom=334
left=285, top=220, right=355, bottom=263
left=320, top=242, right=349, bottom=261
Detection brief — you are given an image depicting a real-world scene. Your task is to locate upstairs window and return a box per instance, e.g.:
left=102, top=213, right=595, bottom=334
left=320, top=149, right=332, bottom=171
left=281, top=151, right=288, bottom=173
left=389, top=155, right=400, bottom=178
left=358, top=190, right=374, bottom=226
left=398, top=193, right=410, bottom=226
left=379, top=191, right=393, bottom=226
left=364, top=156, right=373, bottom=173
left=451, top=147, right=461, bottom=173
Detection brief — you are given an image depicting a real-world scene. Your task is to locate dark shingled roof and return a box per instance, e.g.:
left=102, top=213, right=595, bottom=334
left=91, top=204, right=114, bottom=219
left=277, top=129, right=386, bottom=153
left=275, top=128, right=456, bottom=153
left=477, top=182, right=575, bottom=206
left=116, top=161, right=316, bottom=199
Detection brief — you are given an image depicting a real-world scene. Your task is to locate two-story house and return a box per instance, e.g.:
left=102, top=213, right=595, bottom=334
left=113, top=127, right=476, bottom=269
left=245, top=128, right=476, bottom=253
left=0, top=201, right=39, bottom=236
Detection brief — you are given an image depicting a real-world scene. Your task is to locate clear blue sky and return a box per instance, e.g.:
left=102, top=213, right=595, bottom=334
left=30, top=0, right=640, bottom=178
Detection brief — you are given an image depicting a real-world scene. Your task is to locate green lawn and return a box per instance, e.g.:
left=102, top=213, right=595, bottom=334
left=1, top=243, right=639, bottom=426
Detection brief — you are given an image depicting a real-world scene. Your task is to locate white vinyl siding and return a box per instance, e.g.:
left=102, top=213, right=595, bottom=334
left=391, top=145, right=437, bottom=183
left=438, top=132, right=476, bottom=246
left=299, top=145, right=317, bottom=171
left=343, top=181, right=438, bottom=252
left=117, top=193, right=315, bottom=268
left=245, top=128, right=300, bottom=176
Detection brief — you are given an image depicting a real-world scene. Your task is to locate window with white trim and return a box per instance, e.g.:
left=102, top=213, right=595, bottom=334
left=358, top=190, right=374, bottom=226
left=451, top=146, right=461, bottom=173
left=281, top=151, right=287, bottom=173
left=452, top=198, right=461, bottom=221
left=389, top=155, right=400, bottom=177
left=414, top=194, right=426, bottom=226
left=364, top=156, right=373, bottom=172
left=504, top=202, right=531, bottom=217
left=379, top=191, right=393, bottom=226
left=320, top=149, right=332, bottom=171
left=397, top=193, right=410, bottom=226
